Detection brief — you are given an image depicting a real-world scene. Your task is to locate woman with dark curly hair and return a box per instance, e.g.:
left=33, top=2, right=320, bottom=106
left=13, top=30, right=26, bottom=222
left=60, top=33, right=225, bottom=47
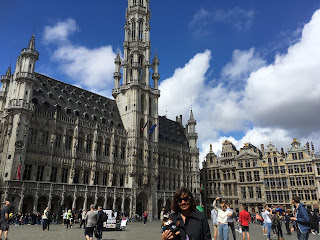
left=161, top=187, right=211, bottom=240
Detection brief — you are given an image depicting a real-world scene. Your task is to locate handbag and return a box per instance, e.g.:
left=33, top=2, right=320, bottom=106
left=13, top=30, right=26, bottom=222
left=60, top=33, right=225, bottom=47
left=94, top=225, right=100, bottom=238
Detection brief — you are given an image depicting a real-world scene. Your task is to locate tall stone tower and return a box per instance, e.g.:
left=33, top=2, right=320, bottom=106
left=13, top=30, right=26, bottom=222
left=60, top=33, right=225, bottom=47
left=112, top=0, right=160, bottom=216
left=0, top=34, right=39, bottom=183
left=187, top=110, right=200, bottom=194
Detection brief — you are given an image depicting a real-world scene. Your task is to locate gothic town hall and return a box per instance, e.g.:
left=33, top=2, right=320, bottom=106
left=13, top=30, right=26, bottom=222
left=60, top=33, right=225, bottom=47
left=0, top=0, right=200, bottom=218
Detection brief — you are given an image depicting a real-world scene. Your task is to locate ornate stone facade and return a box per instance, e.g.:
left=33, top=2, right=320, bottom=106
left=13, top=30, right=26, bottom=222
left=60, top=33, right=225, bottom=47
left=0, top=0, right=200, bottom=219
left=201, top=139, right=320, bottom=217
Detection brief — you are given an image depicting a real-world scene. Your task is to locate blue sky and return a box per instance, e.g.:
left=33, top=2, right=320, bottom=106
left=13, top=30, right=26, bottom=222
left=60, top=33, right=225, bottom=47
left=1, top=0, right=320, bottom=162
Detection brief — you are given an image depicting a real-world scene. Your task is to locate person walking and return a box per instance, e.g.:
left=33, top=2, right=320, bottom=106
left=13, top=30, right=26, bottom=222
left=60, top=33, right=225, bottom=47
left=160, top=208, right=165, bottom=222
left=285, top=210, right=292, bottom=235
left=66, top=209, right=73, bottom=229
left=274, top=210, right=284, bottom=240
left=213, top=197, right=233, bottom=240
left=143, top=211, right=148, bottom=225
left=42, top=207, right=50, bottom=231
left=262, top=205, right=273, bottom=240
left=97, top=206, right=104, bottom=240
left=0, top=200, right=10, bottom=240
left=290, top=196, right=311, bottom=240
left=85, top=204, right=98, bottom=240
left=80, top=209, right=87, bottom=229
left=161, top=187, right=211, bottom=240
left=239, top=205, right=251, bottom=240
left=226, top=203, right=237, bottom=240
left=211, top=207, right=219, bottom=240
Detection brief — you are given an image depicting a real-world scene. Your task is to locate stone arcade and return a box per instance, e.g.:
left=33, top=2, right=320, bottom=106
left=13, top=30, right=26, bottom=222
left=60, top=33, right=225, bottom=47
left=0, top=0, right=200, bottom=219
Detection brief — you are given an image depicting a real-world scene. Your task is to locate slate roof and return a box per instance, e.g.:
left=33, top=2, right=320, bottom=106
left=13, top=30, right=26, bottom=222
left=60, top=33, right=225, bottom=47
left=159, top=116, right=189, bottom=147
left=32, top=73, right=124, bottom=129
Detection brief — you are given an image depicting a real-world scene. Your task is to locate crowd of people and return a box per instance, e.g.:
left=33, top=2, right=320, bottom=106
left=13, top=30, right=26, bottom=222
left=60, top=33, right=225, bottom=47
left=209, top=195, right=320, bottom=240
left=1, top=192, right=320, bottom=240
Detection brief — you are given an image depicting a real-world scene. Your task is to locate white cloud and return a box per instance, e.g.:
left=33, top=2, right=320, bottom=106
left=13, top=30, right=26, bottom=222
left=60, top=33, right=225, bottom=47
left=43, top=19, right=116, bottom=94
left=242, top=9, right=320, bottom=133
left=53, top=45, right=116, bottom=90
left=43, top=18, right=78, bottom=44
left=221, top=48, right=266, bottom=84
left=159, top=50, right=211, bottom=120
left=162, top=9, right=320, bottom=167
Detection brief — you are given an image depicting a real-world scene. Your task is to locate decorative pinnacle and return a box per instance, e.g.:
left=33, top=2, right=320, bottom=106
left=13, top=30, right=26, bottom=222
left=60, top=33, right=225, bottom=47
left=27, top=33, right=36, bottom=50
left=5, top=65, right=11, bottom=77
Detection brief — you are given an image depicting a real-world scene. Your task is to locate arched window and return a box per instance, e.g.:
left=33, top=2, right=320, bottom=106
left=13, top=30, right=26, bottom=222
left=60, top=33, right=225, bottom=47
left=148, top=120, right=152, bottom=140
left=139, top=0, right=143, bottom=6
left=140, top=118, right=144, bottom=138
left=133, top=0, right=137, bottom=6
left=139, top=56, right=143, bottom=79
left=141, top=94, right=145, bottom=112
left=130, top=57, right=133, bottom=81
left=132, top=21, right=136, bottom=41
left=138, top=21, right=143, bottom=40
left=149, top=97, right=152, bottom=115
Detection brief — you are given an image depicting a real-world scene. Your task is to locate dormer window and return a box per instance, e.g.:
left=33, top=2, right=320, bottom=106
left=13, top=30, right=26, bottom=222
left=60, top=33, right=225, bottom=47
left=101, top=117, right=106, bottom=124
left=74, top=109, right=80, bottom=116
left=55, top=104, right=61, bottom=110
left=66, top=107, right=71, bottom=114
left=58, top=95, right=63, bottom=100
left=92, top=114, right=97, bottom=121
left=31, top=97, right=38, bottom=104
left=42, top=101, right=49, bottom=107
left=83, top=112, right=89, bottom=119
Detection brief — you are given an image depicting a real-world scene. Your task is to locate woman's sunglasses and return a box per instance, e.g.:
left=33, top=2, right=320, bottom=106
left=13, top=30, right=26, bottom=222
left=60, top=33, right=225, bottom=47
left=177, top=196, right=190, bottom=203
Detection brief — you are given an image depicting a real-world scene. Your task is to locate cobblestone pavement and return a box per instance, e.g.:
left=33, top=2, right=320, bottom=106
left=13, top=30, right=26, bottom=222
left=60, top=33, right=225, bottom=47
left=4, top=220, right=319, bottom=240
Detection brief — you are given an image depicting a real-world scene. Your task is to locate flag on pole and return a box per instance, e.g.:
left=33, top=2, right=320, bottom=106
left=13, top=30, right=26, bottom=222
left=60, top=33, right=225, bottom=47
left=200, top=183, right=204, bottom=193
left=149, top=124, right=157, bottom=134
left=141, top=122, right=148, bottom=132
left=17, top=155, right=22, bottom=180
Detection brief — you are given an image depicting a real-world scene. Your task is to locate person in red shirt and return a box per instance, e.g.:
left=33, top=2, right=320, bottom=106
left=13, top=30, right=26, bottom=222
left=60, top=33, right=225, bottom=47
left=239, top=205, right=251, bottom=240
left=143, top=211, right=148, bottom=225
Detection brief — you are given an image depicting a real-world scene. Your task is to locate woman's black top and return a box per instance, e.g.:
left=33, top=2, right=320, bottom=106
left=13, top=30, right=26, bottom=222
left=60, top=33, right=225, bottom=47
left=169, top=211, right=211, bottom=240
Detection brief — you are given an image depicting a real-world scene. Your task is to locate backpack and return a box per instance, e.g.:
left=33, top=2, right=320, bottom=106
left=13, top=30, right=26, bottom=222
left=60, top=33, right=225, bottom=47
left=100, top=211, right=108, bottom=222
left=307, top=211, right=318, bottom=230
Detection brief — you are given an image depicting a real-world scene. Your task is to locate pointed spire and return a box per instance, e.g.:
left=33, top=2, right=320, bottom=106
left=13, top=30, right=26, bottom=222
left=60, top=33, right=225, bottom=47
left=27, top=33, right=35, bottom=50
left=210, top=144, right=213, bottom=152
left=115, top=50, right=121, bottom=64
left=154, top=49, right=158, bottom=59
left=5, top=66, right=11, bottom=77
left=189, top=109, right=195, bottom=120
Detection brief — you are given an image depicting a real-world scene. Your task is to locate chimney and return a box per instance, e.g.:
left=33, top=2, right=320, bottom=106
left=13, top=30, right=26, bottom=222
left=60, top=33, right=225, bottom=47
left=176, top=115, right=182, bottom=126
left=261, top=144, right=265, bottom=155
left=281, top=148, right=285, bottom=156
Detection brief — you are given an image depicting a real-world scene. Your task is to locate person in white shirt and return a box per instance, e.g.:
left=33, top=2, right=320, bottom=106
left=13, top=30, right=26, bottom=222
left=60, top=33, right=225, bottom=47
left=213, top=197, right=233, bottom=240
left=262, top=205, right=272, bottom=240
